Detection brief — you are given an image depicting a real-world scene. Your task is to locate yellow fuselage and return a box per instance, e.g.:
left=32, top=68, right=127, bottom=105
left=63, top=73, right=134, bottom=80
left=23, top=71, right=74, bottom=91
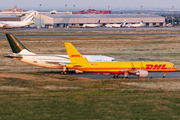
left=66, top=61, right=178, bottom=73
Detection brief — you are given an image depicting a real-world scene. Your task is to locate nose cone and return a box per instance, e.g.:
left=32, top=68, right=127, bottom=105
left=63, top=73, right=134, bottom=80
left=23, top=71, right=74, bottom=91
left=172, top=67, right=178, bottom=71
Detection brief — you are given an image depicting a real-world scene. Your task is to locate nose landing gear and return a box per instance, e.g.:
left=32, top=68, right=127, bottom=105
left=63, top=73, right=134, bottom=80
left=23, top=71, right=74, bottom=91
left=163, top=72, right=168, bottom=78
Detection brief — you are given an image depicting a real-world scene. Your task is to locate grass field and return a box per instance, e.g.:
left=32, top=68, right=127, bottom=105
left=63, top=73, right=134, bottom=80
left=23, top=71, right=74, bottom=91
left=1, top=32, right=180, bottom=119
left=0, top=72, right=180, bottom=119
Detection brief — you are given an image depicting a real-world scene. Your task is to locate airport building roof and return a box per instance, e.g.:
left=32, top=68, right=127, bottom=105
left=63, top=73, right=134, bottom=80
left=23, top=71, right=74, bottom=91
left=31, top=13, right=165, bottom=27
left=45, top=14, right=163, bottom=18
left=0, top=15, right=19, bottom=17
left=0, top=15, right=20, bottom=21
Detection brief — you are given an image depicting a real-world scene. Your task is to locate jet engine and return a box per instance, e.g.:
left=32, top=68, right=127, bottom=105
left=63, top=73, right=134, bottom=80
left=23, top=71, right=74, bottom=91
left=133, top=70, right=148, bottom=78
left=75, top=70, right=83, bottom=73
left=0, top=24, right=4, bottom=28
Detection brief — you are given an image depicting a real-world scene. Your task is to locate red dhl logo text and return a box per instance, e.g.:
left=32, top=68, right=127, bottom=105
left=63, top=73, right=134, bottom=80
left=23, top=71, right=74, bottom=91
left=70, top=55, right=81, bottom=57
left=145, top=64, right=167, bottom=70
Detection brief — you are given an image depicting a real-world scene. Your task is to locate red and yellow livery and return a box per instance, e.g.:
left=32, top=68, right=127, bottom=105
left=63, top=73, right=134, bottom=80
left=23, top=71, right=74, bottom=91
left=65, top=43, right=178, bottom=78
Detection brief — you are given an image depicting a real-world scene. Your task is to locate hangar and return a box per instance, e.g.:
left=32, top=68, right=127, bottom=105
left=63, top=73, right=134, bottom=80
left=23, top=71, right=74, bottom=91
left=28, top=13, right=165, bottom=28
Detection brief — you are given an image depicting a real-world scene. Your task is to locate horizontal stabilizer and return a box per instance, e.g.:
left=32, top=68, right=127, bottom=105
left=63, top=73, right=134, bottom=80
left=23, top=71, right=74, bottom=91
left=4, top=54, right=23, bottom=60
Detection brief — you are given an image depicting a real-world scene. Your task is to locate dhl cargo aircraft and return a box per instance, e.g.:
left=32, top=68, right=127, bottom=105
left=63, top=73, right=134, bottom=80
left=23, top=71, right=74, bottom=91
left=4, top=34, right=117, bottom=74
left=64, top=42, right=178, bottom=78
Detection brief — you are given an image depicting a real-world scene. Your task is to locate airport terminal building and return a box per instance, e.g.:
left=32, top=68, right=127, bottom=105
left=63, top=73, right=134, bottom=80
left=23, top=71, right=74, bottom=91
left=0, top=13, right=165, bottom=28
left=28, top=14, right=165, bottom=27
left=0, top=6, right=165, bottom=28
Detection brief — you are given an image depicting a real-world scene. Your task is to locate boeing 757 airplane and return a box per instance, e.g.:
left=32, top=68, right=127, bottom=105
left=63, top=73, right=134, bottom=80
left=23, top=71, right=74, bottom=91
left=64, top=42, right=178, bottom=78
left=0, top=12, right=35, bottom=28
left=4, top=34, right=117, bottom=74
left=83, top=20, right=101, bottom=28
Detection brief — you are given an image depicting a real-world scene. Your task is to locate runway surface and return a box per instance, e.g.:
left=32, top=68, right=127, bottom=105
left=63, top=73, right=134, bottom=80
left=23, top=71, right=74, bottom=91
left=1, top=26, right=180, bottom=33
left=68, top=72, right=180, bottom=79
left=1, top=27, right=180, bottom=38
left=4, top=27, right=180, bottom=32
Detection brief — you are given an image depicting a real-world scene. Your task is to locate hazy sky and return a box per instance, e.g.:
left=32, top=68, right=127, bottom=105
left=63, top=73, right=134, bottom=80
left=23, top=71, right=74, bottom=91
left=1, top=0, right=180, bottom=11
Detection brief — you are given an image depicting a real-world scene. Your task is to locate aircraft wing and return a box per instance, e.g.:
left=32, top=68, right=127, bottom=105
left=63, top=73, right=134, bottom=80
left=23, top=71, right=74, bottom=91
left=120, top=69, right=139, bottom=73
left=120, top=62, right=144, bottom=73
left=46, top=61, right=69, bottom=67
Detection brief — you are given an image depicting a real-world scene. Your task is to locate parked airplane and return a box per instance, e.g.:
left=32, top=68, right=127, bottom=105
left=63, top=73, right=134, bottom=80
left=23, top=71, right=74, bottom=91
left=125, top=21, right=143, bottom=28
left=83, top=20, right=101, bottom=28
left=64, top=42, right=178, bottom=78
left=4, top=34, right=117, bottom=74
left=0, top=12, right=35, bottom=28
left=105, top=20, right=126, bottom=28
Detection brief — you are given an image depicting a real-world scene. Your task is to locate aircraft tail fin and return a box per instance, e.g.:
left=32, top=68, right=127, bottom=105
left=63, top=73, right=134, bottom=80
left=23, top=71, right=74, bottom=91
left=5, top=33, right=31, bottom=54
left=121, top=20, right=126, bottom=27
left=22, top=12, right=35, bottom=22
left=64, top=42, right=88, bottom=64
left=96, top=20, right=100, bottom=24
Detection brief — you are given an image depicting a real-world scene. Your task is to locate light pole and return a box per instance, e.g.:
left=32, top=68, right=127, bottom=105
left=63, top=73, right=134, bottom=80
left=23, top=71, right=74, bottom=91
left=65, top=4, right=67, bottom=28
left=108, top=5, right=110, bottom=24
left=141, top=6, right=143, bottom=21
left=73, top=5, right=75, bottom=27
left=172, top=6, right=174, bottom=27
left=39, top=4, right=41, bottom=28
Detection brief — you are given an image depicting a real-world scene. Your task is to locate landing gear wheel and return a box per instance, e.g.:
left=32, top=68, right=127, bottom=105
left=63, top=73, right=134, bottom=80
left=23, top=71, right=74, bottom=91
left=163, top=72, right=167, bottom=78
left=61, top=71, right=68, bottom=75
left=113, top=76, right=120, bottom=78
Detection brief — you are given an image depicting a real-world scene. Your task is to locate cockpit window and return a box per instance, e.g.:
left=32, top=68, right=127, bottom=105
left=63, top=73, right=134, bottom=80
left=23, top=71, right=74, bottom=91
left=111, top=59, right=117, bottom=61
left=173, top=64, right=176, bottom=67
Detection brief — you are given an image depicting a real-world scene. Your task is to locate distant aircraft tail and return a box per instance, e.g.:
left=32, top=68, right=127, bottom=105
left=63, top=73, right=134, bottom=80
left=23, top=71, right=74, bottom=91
left=140, top=21, right=143, bottom=24
left=121, top=20, right=126, bottom=27
left=5, top=33, right=34, bottom=54
left=64, top=42, right=88, bottom=64
left=22, top=12, right=35, bottom=22
left=96, top=20, right=100, bottom=24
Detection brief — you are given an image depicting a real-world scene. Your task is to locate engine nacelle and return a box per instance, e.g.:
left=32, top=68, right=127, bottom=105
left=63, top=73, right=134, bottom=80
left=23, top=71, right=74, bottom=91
left=0, top=24, right=4, bottom=28
left=75, top=70, right=83, bottom=73
left=134, top=70, right=148, bottom=78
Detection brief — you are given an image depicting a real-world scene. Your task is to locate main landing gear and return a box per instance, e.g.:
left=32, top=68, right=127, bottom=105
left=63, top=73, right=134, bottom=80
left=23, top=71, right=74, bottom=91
left=113, top=73, right=120, bottom=78
left=60, top=67, right=69, bottom=75
left=113, top=72, right=129, bottom=79
left=113, top=75, right=120, bottom=78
